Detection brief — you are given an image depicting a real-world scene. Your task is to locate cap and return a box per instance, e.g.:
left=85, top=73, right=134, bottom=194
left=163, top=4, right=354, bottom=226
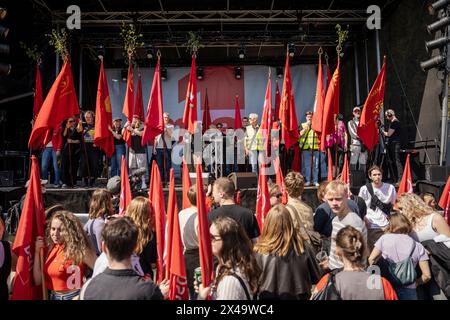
left=25, top=179, right=48, bottom=188
left=353, top=106, right=361, bottom=112
left=107, top=176, right=121, bottom=194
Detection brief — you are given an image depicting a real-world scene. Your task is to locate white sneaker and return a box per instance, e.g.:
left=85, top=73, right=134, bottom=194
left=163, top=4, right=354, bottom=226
left=314, top=182, right=320, bottom=187
left=305, top=182, right=311, bottom=187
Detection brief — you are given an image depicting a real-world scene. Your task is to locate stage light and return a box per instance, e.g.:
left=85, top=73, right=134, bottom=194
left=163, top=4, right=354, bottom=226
left=238, top=44, right=245, bottom=59
left=420, top=54, right=446, bottom=71
left=0, top=43, right=9, bottom=55
left=427, top=16, right=450, bottom=34
left=0, top=25, right=8, bottom=38
left=428, top=0, right=450, bottom=15
left=196, top=67, right=203, bottom=80
left=95, top=45, right=105, bottom=59
left=288, top=43, right=295, bottom=57
left=425, top=36, right=450, bottom=52
left=0, top=63, right=11, bottom=76
left=0, top=8, right=6, bottom=20
left=145, top=44, right=154, bottom=59
left=121, top=69, right=127, bottom=81
left=161, top=67, right=167, bottom=80
left=234, top=66, right=241, bottom=79
left=276, top=66, right=283, bottom=79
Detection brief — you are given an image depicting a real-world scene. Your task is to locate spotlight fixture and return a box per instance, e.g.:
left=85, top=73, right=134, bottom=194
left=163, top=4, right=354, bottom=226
left=288, top=43, right=295, bottom=58
left=427, top=16, right=450, bottom=34
left=94, top=44, right=105, bottom=59
left=425, top=36, right=450, bottom=53
left=420, top=54, right=446, bottom=71
left=238, top=44, right=245, bottom=59
left=161, top=67, right=167, bottom=80
left=0, top=63, right=11, bottom=76
left=0, top=8, right=6, bottom=20
left=145, top=44, right=154, bottom=59
left=196, top=67, right=203, bottom=80
left=428, top=0, right=450, bottom=15
left=276, top=66, right=283, bottom=79
left=234, top=66, right=242, bottom=79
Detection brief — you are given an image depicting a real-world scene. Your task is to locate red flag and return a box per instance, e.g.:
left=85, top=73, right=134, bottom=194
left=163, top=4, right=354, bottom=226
left=94, top=60, right=114, bottom=157
left=320, top=58, right=340, bottom=152
left=33, top=64, right=43, bottom=118
left=119, top=155, right=132, bottom=215
left=29, top=60, right=79, bottom=149
left=340, top=153, right=350, bottom=185
left=182, top=55, right=198, bottom=134
left=202, top=89, right=212, bottom=133
left=438, top=176, right=450, bottom=225
left=274, top=80, right=280, bottom=122
left=292, top=145, right=301, bottom=173
left=312, top=54, right=325, bottom=133
left=149, top=160, right=166, bottom=284
left=260, top=71, right=273, bottom=154
left=195, top=163, right=214, bottom=288
left=122, top=63, right=134, bottom=147
left=165, top=169, right=189, bottom=300
left=134, top=73, right=145, bottom=121
left=142, top=58, right=164, bottom=145
left=182, top=160, right=192, bottom=209
left=11, top=156, right=46, bottom=300
left=397, top=154, right=414, bottom=198
left=235, top=190, right=241, bottom=205
left=255, top=164, right=271, bottom=231
left=234, top=95, right=243, bottom=130
left=274, top=156, right=288, bottom=205
left=326, top=62, right=332, bottom=91
left=279, top=52, right=299, bottom=150
left=327, top=148, right=333, bottom=181
left=358, top=58, right=387, bottom=152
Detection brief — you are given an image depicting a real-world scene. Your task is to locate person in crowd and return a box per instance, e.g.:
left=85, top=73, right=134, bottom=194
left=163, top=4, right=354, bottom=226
left=244, top=113, right=262, bottom=174
left=268, top=182, right=283, bottom=207
left=368, top=212, right=431, bottom=300
left=109, top=118, right=125, bottom=177
left=242, top=117, right=249, bottom=131
left=83, top=189, right=115, bottom=256
left=347, top=106, right=368, bottom=173
left=383, top=109, right=403, bottom=183
left=33, top=210, right=97, bottom=300
left=299, top=111, right=320, bottom=186
left=153, top=112, right=174, bottom=186
left=81, top=217, right=168, bottom=300
left=106, top=175, right=121, bottom=215
left=61, top=117, right=82, bottom=188
left=254, top=205, right=321, bottom=300
left=284, top=171, right=314, bottom=233
left=0, top=217, right=11, bottom=300
left=313, top=226, right=397, bottom=300
left=208, top=177, right=260, bottom=243
left=326, top=114, right=348, bottom=177
left=358, top=165, right=396, bottom=251
left=196, top=216, right=261, bottom=300
left=325, top=180, right=367, bottom=271
left=80, top=111, right=100, bottom=187
left=125, top=115, right=147, bottom=189
left=178, top=185, right=199, bottom=299
left=420, top=192, right=438, bottom=210
left=41, top=124, right=63, bottom=188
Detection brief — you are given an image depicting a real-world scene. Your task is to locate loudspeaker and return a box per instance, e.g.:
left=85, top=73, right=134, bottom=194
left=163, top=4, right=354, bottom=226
left=228, top=172, right=258, bottom=190
left=425, top=165, right=450, bottom=182
left=416, top=180, right=447, bottom=202
left=0, top=171, right=13, bottom=187
left=350, top=170, right=366, bottom=189
left=189, top=172, right=210, bottom=186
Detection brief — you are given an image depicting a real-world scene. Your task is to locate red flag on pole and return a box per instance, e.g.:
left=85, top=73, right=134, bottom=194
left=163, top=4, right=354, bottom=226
left=326, top=61, right=332, bottom=91
left=11, top=156, right=46, bottom=300
left=195, top=163, right=214, bottom=288
left=320, top=58, right=341, bottom=152
left=202, top=89, right=212, bottom=133
left=29, top=60, right=79, bottom=150
left=119, top=155, right=132, bottom=216
left=438, top=176, right=450, bottom=226
left=134, top=73, right=145, bottom=121
left=340, top=153, right=350, bottom=185
left=327, top=148, right=333, bottom=181
left=182, top=55, right=198, bottom=134
left=234, top=95, right=243, bottom=130
left=33, top=64, right=43, bottom=118
left=165, top=168, right=189, bottom=300
left=292, top=145, right=301, bottom=173
left=122, top=63, right=134, bottom=147
left=397, top=154, right=414, bottom=198
left=182, top=160, right=192, bottom=209
left=149, top=160, right=166, bottom=284
left=260, top=71, right=273, bottom=154
left=274, top=156, right=288, bottom=205
left=142, top=58, right=164, bottom=146
left=358, top=58, right=387, bottom=152
left=312, top=54, right=325, bottom=134
left=274, top=80, right=280, bottom=122
left=279, top=51, right=299, bottom=150
left=94, top=59, right=114, bottom=158
left=255, top=164, right=271, bottom=232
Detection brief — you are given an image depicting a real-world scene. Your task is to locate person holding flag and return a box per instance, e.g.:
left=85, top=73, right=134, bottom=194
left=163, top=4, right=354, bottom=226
left=299, top=111, right=320, bottom=187
left=153, top=112, right=174, bottom=186
left=61, top=117, right=83, bottom=188
left=348, top=106, right=368, bottom=173
left=124, top=116, right=147, bottom=189
left=109, top=118, right=125, bottom=177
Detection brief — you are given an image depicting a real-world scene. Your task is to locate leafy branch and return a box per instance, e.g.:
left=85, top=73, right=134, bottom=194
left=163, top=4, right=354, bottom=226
left=184, top=31, right=204, bottom=54
left=46, top=28, right=70, bottom=61
left=335, top=24, right=349, bottom=54
left=19, top=42, right=42, bottom=64
left=120, top=23, right=144, bottom=64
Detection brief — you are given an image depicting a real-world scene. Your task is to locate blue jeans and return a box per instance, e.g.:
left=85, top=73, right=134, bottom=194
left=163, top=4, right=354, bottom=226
left=156, top=148, right=171, bottom=183
left=110, top=144, right=126, bottom=177
left=319, top=151, right=328, bottom=180
left=49, top=289, right=80, bottom=300
left=41, top=147, right=61, bottom=185
left=301, top=150, right=319, bottom=184
left=395, top=287, right=418, bottom=300
left=249, top=150, right=259, bottom=174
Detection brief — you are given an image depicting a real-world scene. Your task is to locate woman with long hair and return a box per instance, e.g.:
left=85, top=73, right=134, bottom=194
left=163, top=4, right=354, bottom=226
left=254, top=205, right=321, bottom=299
left=197, top=216, right=261, bottom=300
left=33, top=210, right=97, bottom=300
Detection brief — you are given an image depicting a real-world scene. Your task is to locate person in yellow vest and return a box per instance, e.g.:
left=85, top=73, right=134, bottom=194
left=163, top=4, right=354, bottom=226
left=244, top=113, right=264, bottom=174
left=299, top=111, right=319, bottom=187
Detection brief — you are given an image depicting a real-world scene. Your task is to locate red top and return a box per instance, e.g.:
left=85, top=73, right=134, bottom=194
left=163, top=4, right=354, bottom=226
left=44, top=244, right=85, bottom=292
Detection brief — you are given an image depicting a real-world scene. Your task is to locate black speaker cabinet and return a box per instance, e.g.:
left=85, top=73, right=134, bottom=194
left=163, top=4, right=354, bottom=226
left=0, top=171, right=13, bottom=187
left=425, top=165, right=450, bottom=183
left=228, top=172, right=258, bottom=190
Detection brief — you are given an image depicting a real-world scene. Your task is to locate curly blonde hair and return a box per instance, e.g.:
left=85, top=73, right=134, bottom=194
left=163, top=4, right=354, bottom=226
left=88, top=189, right=114, bottom=219
left=47, top=211, right=92, bottom=265
left=397, top=193, right=435, bottom=227
left=125, top=197, right=153, bottom=255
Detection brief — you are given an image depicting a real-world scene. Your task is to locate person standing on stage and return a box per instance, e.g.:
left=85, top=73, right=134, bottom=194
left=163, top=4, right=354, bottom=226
left=153, top=112, right=173, bottom=185
left=80, top=111, right=100, bottom=187
left=242, top=117, right=249, bottom=131
left=348, top=106, right=368, bottom=173
left=244, top=113, right=262, bottom=174
left=41, top=124, right=63, bottom=188
left=383, top=109, right=403, bottom=183
left=61, top=117, right=82, bottom=188
left=326, top=114, right=348, bottom=178
left=125, top=115, right=147, bottom=189
left=109, top=118, right=126, bottom=177
left=299, top=111, right=319, bottom=187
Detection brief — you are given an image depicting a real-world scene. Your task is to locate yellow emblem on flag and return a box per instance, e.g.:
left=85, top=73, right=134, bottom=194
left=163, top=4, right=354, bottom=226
left=105, top=96, right=111, bottom=113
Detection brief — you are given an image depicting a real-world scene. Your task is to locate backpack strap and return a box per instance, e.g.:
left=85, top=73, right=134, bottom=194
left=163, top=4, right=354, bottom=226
left=408, top=240, right=416, bottom=258
left=230, top=273, right=251, bottom=300
left=365, top=183, right=392, bottom=216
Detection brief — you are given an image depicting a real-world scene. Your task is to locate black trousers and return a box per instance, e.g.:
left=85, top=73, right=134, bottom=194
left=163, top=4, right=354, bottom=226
left=184, top=248, right=200, bottom=300
left=80, top=142, right=99, bottom=181
left=61, top=143, right=80, bottom=186
left=387, top=141, right=403, bottom=182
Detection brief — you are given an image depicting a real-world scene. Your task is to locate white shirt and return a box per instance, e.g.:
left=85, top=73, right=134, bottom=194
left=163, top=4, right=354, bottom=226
left=155, top=124, right=174, bottom=149
left=92, top=252, right=144, bottom=278
left=178, top=207, right=199, bottom=251
left=358, top=183, right=396, bottom=229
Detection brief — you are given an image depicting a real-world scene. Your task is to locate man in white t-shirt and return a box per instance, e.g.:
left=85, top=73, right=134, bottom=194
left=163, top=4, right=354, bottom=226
left=358, top=165, right=396, bottom=250
left=153, top=112, right=174, bottom=185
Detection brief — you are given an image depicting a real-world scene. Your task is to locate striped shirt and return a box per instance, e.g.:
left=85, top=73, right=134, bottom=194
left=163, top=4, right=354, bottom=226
left=328, top=211, right=368, bottom=270
left=211, top=268, right=252, bottom=300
